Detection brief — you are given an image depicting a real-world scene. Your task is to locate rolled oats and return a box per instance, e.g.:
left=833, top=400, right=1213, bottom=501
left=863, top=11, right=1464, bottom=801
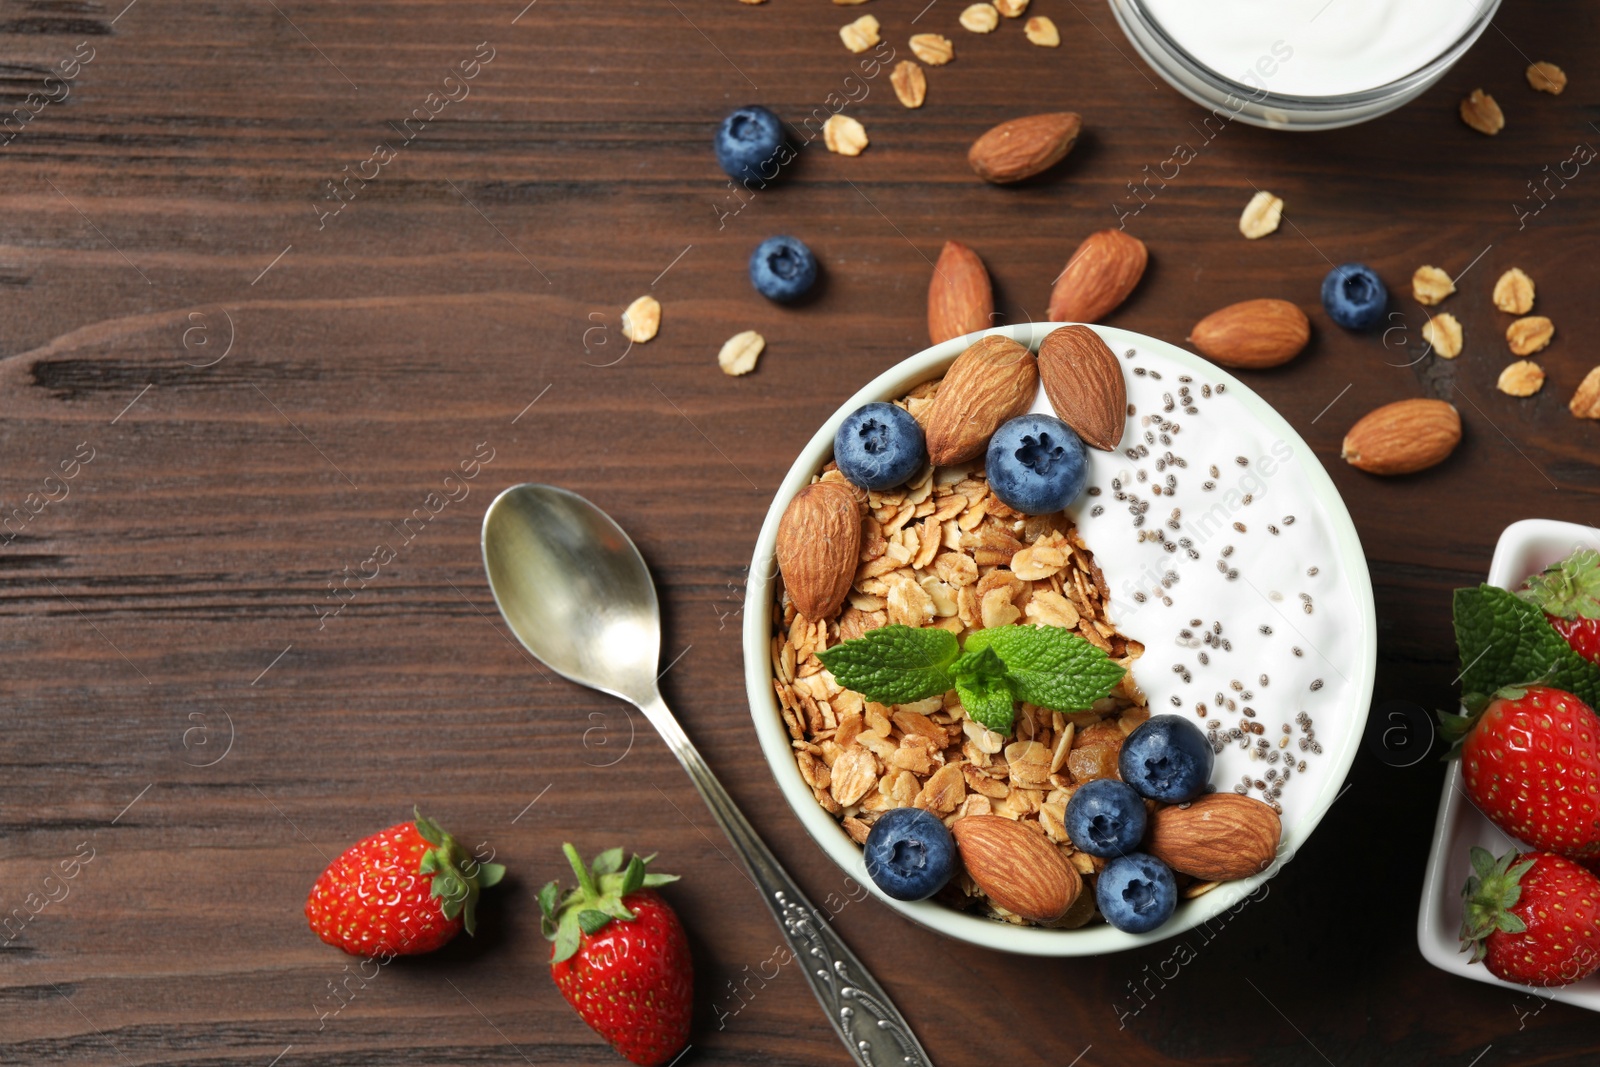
left=1460, top=89, right=1504, bottom=135
left=1023, top=16, right=1059, bottom=46
left=620, top=294, right=661, bottom=343
left=839, top=14, right=880, bottom=53
left=1526, top=61, right=1567, bottom=95
left=718, top=329, right=765, bottom=375
left=910, top=33, right=954, bottom=65
left=1506, top=315, right=1553, bottom=356
left=1422, top=312, right=1463, bottom=359
left=1498, top=359, right=1546, bottom=398
left=1238, top=190, right=1283, bottom=240
left=890, top=60, right=927, bottom=109
left=823, top=113, right=869, bottom=156
left=1569, top=367, right=1600, bottom=419
left=959, top=3, right=999, bottom=32
left=1493, top=267, right=1535, bottom=314
left=1411, top=265, right=1455, bottom=305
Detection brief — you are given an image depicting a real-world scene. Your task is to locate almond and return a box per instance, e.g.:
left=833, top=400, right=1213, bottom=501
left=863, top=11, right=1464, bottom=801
left=967, top=112, right=1081, bottom=184
left=1047, top=229, right=1147, bottom=324
left=1341, top=398, right=1461, bottom=476
left=950, top=814, right=1080, bottom=921
left=1037, top=325, right=1125, bottom=450
left=923, top=335, right=1038, bottom=465
left=1188, top=299, right=1310, bottom=369
left=775, top=481, right=862, bottom=620
left=928, top=241, right=994, bottom=345
left=1145, top=794, right=1281, bottom=882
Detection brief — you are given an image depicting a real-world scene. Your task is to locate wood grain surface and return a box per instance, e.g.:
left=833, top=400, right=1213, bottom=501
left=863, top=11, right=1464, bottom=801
left=3, top=0, right=1599, bottom=1064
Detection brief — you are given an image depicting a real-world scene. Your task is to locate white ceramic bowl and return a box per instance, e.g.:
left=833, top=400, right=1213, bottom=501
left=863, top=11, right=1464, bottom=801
left=743, top=324, right=1377, bottom=956
left=1418, top=519, right=1600, bottom=1009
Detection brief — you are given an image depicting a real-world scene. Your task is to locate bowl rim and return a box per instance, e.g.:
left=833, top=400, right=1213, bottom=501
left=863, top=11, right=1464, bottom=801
left=742, top=323, right=1378, bottom=956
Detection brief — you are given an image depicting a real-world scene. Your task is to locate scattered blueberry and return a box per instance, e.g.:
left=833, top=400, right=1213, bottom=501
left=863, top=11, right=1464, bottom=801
left=1320, top=263, right=1387, bottom=330
left=985, top=413, right=1088, bottom=515
left=714, top=105, right=788, bottom=184
left=1064, top=778, right=1147, bottom=858
left=749, top=235, right=818, bottom=303
left=863, top=807, right=956, bottom=901
left=1118, top=714, right=1215, bottom=803
left=835, top=403, right=928, bottom=490
left=1095, top=852, right=1178, bottom=934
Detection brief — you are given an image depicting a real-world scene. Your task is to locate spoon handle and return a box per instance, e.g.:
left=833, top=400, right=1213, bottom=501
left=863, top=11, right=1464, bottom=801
left=638, top=692, right=934, bottom=1067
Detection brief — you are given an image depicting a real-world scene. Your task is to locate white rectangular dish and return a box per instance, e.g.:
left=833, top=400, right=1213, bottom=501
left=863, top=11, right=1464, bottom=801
left=1417, top=518, right=1600, bottom=1010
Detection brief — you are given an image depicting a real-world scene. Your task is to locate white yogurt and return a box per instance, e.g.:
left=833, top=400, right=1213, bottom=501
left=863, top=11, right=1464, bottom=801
left=1141, top=0, right=1483, bottom=97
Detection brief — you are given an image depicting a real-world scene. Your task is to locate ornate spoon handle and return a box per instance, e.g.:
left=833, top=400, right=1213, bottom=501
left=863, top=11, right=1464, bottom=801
left=640, top=693, right=933, bottom=1067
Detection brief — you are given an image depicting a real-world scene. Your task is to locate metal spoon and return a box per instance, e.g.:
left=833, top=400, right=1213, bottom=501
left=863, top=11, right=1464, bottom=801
left=482, top=483, right=931, bottom=1067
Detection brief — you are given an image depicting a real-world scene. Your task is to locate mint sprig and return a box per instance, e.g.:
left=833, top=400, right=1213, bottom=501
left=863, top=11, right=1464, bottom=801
left=1452, top=584, right=1600, bottom=708
left=816, top=623, right=1125, bottom=735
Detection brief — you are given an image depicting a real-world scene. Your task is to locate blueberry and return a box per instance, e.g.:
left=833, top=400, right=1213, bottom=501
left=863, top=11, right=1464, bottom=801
left=1064, top=778, right=1147, bottom=858
left=863, top=807, right=956, bottom=901
left=749, top=235, right=818, bottom=303
left=834, top=403, right=927, bottom=490
left=1118, top=714, right=1215, bottom=803
left=1320, top=263, right=1387, bottom=330
left=1095, top=853, right=1178, bottom=934
left=985, top=413, right=1088, bottom=515
left=714, top=105, right=789, bottom=184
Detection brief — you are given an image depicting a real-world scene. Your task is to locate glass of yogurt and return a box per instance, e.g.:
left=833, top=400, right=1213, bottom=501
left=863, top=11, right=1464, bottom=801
left=1109, top=0, right=1502, bottom=130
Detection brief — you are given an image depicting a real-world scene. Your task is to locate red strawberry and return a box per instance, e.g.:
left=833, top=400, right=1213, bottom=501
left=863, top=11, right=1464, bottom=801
left=543, top=845, right=691, bottom=1067
left=1447, top=685, right=1600, bottom=861
left=305, top=808, right=505, bottom=956
left=1461, top=846, right=1600, bottom=986
left=1520, top=549, right=1600, bottom=666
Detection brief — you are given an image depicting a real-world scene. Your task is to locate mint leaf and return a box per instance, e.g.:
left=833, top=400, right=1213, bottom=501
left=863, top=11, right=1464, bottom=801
left=1454, top=584, right=1600, bottom=706
left=968, top=625, right=1125, bottom=712
left=817, top=624, right=959, bottom=705
left=950, top=645, right=1017, bottom=734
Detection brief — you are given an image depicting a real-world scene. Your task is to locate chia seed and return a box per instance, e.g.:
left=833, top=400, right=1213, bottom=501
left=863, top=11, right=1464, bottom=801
left=1233, top=522, right=1246, bottom=533
left=1259, top=625, right=1272, bottom=635
left=1134, top=367, right=1147, bottom=376
left=1310, top=679, right=1324, bottom=691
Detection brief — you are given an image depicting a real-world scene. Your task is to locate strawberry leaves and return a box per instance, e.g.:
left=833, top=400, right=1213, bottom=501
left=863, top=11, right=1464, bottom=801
left=1460, top=845, right=1534, bottom=962
left=412, top=807, right=505, bottom=935
left=541, top=844, right=680, bottom=963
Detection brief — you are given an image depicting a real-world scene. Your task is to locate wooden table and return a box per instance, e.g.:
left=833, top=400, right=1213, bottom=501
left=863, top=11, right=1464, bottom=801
left=4, top=1, right=1597, bottom=1063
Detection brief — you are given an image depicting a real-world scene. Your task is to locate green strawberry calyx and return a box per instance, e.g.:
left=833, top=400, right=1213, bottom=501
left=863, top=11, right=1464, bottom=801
left=1460, top=845, right=1534, bottom=963
left=1437, top=682, right=1550, bottom=759
left=412, top=807, right=506, bottom=936
left=539, top=844, right=680, bottom=964
left=1519, top=549, right=1600, bottom=619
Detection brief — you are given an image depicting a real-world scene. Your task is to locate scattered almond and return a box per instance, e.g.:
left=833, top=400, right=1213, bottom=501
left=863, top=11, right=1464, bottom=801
left=1411, top=265, right=1455, bottom=305
left=890, top=60, right=926, bottom=108
left=1493, top=268, right=1534, bottom=314
left=620, top=295, right=661, bottom=343
left=1506, top=315, right=1553, bottom=356
left=1421, top=312, right=1462, bottom=359
left=959, top=2, right=999, bottom=32
left=910, top=33, right=954, bottom=65
left=967, top=112, right=1081, bottom=184
left=1038, top=325, right=1126, bottom=450
left=1146, top=794, right=1281, bottom=882
left=823, top=114, right=869, bottom=156
left=1047, top=229, right=1148, bottom=323
left=776, top=481, right=862, bottom=620
left=928, top=240, right=993, bottom=345
left=718, top=329, right=765, bottom=376
left=923, top=334, right=1038, bottom=464
left=1188, top=298, right=1310, bottom=369
left=1238, top=190, right=1283, bottom=239
left=994, top=0, right=1029, bottom=15
left=1498, top=359, right=1545, bottom=398
left=839, top=14, right=880, bottom=53
left=1569, top=367, right=1600, bottom=419
left=1341, top=398, right=1461, bottom=476
left=1023, top=15, right=1059, bottom=46
left=950, top=815, right=1080, bottom=922
left=1460, top=89, right=1504, bottom=135
left=1526, top=61, right=1567, bottom=95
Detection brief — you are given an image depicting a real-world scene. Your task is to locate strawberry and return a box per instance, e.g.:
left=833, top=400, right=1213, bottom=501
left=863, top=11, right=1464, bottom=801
left=1519, top=548, right=1600, bottom=666
left=305, top=808, right=504, bottom=956
left=542, top=845, right=691, bottom=1067
left=1460, top=846, right=1600, bottom=986
left=1445, top=685, right=1600, bottom=861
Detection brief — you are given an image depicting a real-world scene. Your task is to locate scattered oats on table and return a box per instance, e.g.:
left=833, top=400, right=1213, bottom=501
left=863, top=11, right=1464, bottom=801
left=910, top=33, right=954, bottom=65
left=1024, top=15, right=1059, bottom=46
left=620, top=295, right=661, bottom=344
left=1460, top=89, right=1504, bottom=135
left=890, top=60, right=927, bottom=109
left=823, top=114, right=869, bottom=156
left=839, top=14, right=880, bottom=53
left=1411, top=265, right=1455, bottom=305
left=994, top=0, right=1030, bottom=15
left=1238, top=190, right=1283, bottom=239
left=1498, top=359, right=1546, bottom=398
left=959, top=3, right=999, bottom=33
left=1421, top=312, right=1462, bottom=359
left=1570, top=367, right=1600, bottom=419
left=1526, top=61, right=1567, bottom=95
left=1506, top=315, right=1553, bottom=356
left=1492, top=268, right=1535, bottom=314
left=718, top=330, right=765, bottom=376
